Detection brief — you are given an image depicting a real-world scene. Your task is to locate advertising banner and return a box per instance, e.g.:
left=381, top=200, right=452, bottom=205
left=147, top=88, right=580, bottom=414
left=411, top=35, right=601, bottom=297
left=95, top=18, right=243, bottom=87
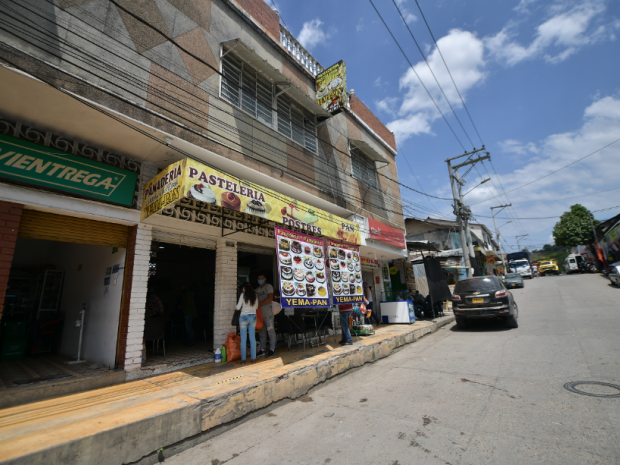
left=275, top=226, right=330, bottom=308
left=360, top=256, right=380, bottom=269
left=315, top=61, right=347, bottom=114
left=142, top=158, right=361, bottom=244
left=0, top=134, right=137, bottom=206
left=368, top=217, right=406, bottom=249
left=326, top=238, right=363, bottom=305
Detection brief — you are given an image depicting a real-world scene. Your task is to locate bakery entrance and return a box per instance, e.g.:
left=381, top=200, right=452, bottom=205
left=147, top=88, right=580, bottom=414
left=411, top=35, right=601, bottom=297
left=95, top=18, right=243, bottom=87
left=236, top=247, right=275, bottom=295
left=144, top=241, right=216, bottom=369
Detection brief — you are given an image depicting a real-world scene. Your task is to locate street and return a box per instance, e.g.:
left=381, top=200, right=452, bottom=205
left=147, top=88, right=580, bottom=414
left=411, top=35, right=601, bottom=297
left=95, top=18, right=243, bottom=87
left=164, top=274, right=620, bottom=465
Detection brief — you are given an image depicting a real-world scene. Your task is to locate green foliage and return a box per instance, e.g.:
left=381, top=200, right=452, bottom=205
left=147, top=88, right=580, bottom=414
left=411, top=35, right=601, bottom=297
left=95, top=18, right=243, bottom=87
left=552, top=204, right=599, bottom=247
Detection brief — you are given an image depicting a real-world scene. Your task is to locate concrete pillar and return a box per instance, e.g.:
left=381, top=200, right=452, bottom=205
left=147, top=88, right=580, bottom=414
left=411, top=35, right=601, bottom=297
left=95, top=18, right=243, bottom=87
left=117, top=224, right=152, bottom=374
left=0, top=201, right=23, bottom=320
left=213, top=237, right=238, bottom=350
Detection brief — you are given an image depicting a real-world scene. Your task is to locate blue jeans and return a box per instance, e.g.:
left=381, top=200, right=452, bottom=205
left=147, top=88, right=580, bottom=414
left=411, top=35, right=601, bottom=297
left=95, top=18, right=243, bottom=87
left=239, top=314, right=257, bottom=361
left=185, top=315, right=195, bottom=344
left=339, top=311, right=352, bottom=343
left=367, top=302, right=380, bottom=324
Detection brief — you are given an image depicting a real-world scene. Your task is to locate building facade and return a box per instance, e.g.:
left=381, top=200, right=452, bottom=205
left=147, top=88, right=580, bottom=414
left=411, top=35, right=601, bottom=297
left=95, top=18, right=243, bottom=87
left=0, top=0, right=406, bottom=379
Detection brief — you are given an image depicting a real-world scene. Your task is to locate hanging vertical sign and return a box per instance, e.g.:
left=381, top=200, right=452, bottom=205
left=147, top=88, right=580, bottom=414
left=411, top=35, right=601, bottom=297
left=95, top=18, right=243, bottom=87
left=326, top=238, right=363, bottom=305
left=275, top=226, right=330, bottom=308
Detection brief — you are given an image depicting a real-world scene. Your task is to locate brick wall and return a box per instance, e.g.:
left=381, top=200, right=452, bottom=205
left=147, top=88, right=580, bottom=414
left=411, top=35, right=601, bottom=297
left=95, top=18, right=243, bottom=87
left=117, top=224, right=152, bottom=371
left=231, top=0, right=280, bottom=43
left=349, top=94, right=397, bottom=152
left=0, top=201, right=23, bottom=320
left=213, top=238, right=238, bottom=349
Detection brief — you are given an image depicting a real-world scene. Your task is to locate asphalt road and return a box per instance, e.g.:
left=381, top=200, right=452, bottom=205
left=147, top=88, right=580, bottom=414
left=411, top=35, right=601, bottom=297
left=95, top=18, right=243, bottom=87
left=165, top=274, right=620, bottom=465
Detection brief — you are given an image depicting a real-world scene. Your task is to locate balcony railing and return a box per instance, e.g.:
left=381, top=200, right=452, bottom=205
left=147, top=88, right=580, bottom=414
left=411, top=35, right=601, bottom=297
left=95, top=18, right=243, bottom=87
left=280, top=25, right=324, bottom=77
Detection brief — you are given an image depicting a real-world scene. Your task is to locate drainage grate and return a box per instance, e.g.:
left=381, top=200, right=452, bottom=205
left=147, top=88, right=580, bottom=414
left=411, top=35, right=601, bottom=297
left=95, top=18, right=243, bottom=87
left=564, top=381, right=620, bottom=398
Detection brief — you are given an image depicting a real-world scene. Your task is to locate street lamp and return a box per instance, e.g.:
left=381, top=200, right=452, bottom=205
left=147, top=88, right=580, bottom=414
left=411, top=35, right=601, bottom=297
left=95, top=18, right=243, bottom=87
left=462, top=178, right=491, bottom=197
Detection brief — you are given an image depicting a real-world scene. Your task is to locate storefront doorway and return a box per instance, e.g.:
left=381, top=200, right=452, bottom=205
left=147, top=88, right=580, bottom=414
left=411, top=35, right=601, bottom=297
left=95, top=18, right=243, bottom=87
left=0, top=234, right=126, bottom=390
left=144, top=241, right=216, bottom=368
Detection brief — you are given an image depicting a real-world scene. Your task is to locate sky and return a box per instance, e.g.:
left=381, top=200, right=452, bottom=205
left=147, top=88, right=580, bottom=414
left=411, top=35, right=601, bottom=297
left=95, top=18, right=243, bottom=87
left=270, top=0, right=620, bottom=252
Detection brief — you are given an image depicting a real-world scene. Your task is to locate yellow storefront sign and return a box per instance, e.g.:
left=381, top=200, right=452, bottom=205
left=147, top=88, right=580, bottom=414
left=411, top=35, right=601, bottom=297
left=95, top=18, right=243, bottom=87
left=141, top=159, right=361, bottom=244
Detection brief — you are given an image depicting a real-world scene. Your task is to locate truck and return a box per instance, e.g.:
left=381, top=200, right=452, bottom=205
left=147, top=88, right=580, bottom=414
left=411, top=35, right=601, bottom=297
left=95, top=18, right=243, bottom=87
left=538, top=259, right=560, bottom=276
left=506, top=252, right=532, bottom=279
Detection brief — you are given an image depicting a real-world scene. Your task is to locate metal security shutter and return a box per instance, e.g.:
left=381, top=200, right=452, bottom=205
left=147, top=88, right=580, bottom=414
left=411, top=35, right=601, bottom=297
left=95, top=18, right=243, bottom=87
left=152, top=230, right=217, bottom=249
left=18, top=210, right=129, bottom=248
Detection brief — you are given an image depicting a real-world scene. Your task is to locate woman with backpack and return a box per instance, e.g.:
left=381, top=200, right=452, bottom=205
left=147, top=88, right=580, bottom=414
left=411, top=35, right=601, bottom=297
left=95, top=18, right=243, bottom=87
left=235, top=282, right=258, bottom=364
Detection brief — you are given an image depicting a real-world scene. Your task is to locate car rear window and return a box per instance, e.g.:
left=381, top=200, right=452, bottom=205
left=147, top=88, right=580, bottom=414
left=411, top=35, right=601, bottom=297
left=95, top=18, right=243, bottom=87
left=454, top=277, right=501, bottom=293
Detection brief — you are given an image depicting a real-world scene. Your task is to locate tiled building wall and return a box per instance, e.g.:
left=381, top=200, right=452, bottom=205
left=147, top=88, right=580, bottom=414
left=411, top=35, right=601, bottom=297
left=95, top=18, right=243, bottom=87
left=213, top=238, right=238, bottom=349
left=117, top=224, right=152, bottom=375
left=0, top=201, right=22, bottom=320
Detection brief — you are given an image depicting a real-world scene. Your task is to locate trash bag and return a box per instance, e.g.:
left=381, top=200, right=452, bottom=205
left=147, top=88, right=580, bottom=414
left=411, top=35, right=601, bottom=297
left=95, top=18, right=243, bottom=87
left=224, top=333, right=242, bottom=363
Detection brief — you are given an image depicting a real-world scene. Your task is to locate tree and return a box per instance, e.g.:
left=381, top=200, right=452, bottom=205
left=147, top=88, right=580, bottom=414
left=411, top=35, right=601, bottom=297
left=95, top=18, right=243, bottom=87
left=553, top=204, right=599, bottom=248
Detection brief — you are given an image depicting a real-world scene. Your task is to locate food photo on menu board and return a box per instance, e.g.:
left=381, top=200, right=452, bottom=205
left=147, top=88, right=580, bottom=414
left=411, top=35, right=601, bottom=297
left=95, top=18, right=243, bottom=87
left=275, top=226, right=330, bottom=308
left=326, top=238, right=363, bottom=305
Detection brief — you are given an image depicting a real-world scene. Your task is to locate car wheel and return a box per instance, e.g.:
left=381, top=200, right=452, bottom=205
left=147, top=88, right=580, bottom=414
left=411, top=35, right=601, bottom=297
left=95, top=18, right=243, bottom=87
left=455, top=317, right=468, bottom=329
left=506, top=314, right=519, bottom=328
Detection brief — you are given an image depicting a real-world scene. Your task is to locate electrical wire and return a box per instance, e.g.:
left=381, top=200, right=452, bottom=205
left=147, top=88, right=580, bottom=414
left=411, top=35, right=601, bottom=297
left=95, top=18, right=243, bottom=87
left=391, top=0, right=475, bottom=148
left=413, top=0, right=484, bottom=146
left=0, top=4, right=423, bottom=221
left=367, top=0, right=467, bottom=151
left=475, top=203, right=620, bottom=220
left=471, top=136, right=620, bottom=206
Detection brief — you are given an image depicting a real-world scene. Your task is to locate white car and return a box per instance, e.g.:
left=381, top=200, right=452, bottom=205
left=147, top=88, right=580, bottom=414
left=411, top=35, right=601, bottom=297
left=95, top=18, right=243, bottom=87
left=609, top=262, right=620, bottom=287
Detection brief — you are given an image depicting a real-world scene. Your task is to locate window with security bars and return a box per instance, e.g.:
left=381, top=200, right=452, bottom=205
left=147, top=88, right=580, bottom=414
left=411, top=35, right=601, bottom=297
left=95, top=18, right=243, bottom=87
left=276, top=92, right=317, bottom=153
left=351, top=147, right=378, bottom=188
left=221, top=54, right=273, bottom=126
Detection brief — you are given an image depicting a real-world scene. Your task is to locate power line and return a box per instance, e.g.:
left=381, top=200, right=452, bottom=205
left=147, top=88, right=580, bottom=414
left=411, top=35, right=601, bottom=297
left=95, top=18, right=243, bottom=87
left=475, top=203, right=620, bottom=220
left=505, top=185, right=620, bottom=209
left=391, top=0, right=475, bottom=148
left=471, top=136, right=620, bottom=206
left=413, top=0, right=484, bottom=146
left=0, top=1, right=436, bottom=220
left=368, top=0, right=467, bottom=151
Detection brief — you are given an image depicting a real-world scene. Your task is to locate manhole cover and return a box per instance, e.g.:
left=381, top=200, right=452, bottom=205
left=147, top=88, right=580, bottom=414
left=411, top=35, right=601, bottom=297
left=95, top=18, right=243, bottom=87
left=564, top=381, right=620, bottom=398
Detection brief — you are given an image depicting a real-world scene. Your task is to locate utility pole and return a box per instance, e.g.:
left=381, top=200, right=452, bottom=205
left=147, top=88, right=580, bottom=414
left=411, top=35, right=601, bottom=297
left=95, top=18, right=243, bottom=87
left=446, top=147, right=490, bottom=278
left=516, top=234, right=528, bottom=252
left=491, top=204, right=512, bottom=277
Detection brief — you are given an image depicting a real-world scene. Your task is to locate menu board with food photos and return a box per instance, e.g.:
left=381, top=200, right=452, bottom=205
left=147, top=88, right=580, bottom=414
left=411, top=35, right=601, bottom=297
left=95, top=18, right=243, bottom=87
left=326, top=238, right=363, bottom=305
left=275, top=226, right=330, bottom=308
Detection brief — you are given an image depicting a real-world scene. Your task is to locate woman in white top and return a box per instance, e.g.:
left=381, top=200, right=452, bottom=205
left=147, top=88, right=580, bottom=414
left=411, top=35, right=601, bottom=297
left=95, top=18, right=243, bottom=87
left=236, top=282, right=258, bottom=363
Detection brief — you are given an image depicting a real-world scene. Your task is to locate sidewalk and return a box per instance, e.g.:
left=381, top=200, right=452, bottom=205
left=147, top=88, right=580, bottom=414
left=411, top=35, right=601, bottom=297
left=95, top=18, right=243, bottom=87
left=0, top=315, right=454, bottom=465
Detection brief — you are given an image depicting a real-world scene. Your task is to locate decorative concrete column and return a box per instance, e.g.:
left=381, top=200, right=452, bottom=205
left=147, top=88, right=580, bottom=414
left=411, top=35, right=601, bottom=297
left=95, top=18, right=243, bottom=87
left=0, top=201, right=22, bottom=320
left=213, top=237, right=238, bottom=350
left=117, top=224, right=152, bottom=374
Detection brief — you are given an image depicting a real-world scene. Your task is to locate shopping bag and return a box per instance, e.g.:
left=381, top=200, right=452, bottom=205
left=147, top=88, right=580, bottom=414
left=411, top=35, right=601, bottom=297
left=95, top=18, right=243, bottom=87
left=231, top=309, right=241, bottom=326
left=271, top=300, right=282, bottom=316
left=224, top=333, right=241, bottom=362
left=255, top=308, right=264, bottom=331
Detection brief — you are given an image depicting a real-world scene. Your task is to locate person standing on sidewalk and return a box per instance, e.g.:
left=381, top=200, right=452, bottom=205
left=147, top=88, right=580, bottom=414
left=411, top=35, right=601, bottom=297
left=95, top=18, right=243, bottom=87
left=236, top=282, right=258, bottom=364
left=364, top=283, right=381, bottom=325
left=339, top=303, right=353, bottom=345
left=256, top=274, right=276, bottom=357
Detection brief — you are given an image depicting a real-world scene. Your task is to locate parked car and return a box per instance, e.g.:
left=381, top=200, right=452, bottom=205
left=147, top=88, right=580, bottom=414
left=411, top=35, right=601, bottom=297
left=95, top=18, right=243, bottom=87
left=452, top=276, right=519, bottom=329
left=504, top=272, right=524, bottom=288
left=564, top=254, right=583, bottom=274
left=609, top=262, right=620, bottom=287
left=538, top=259, right=560, bottom=276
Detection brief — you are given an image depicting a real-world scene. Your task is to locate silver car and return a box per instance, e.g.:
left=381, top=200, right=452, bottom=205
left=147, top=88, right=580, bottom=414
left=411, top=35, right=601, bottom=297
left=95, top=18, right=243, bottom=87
left=610, top=262, right=620, bottom=287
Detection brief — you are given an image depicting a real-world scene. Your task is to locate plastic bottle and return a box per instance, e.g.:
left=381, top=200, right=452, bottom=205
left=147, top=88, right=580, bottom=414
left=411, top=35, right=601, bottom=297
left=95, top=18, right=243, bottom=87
left=215, top=347, right=222, bottom=363
left=221, top=345, right=227, bottom=363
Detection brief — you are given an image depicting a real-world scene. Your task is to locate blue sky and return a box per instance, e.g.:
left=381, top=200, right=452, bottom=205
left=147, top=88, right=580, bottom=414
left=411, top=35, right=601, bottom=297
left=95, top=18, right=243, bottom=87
left=271, top=0, right=620, bottom=252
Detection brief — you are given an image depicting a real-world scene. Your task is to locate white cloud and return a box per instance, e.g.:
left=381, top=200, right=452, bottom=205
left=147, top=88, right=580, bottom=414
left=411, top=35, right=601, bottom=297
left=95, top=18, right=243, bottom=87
left=498, top=139, right=539, bottom=155
left=356, top=18, right=365, bottom=32
left=487, top=1, right=617, bottom=66
left=395, top=0, right=417, bottom=23
left=375, top=96, right=399, bottom=116
left=385, top=29, right=486, bottom=142
left=514, top=0, right=539, bottom=14
left=468, top=95, right=620, bottom=244
left=373, top=76, right=382, bottom=87
left=298, top=19, right=328, bottom=50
